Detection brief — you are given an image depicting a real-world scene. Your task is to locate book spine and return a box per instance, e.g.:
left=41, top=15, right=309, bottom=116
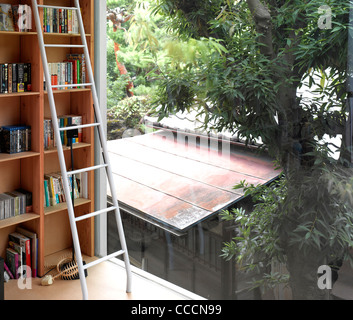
left=59, top=9, right=62, bottom=33
left=43, top=7, right=46, bottom=32
left=17, top=63, right=24, bottom=93
left=26, top=63, right=31, bottom=92
left=3, top=64, right=8, bottom=94
left=44, top=179, right=49, bottom=207
left=0, top=257, right=4, bottom=300
left=68, top=9, right=72, bottom=33
left=12, top=63, right=17, bottom=93
left=3, top=261, right=14, bottom=279
left=0, top=64, right=2, bottom=94
left=23, top=63, right=28, bottom=92
left=1, top=64, right=4, bottom=93
left=8, top=63, right=12, bottom=94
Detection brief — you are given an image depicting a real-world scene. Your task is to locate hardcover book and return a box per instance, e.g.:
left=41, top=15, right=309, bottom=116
left=0, top=4, right=14, bottom=32
left=6, top=248, right=18, bottom=279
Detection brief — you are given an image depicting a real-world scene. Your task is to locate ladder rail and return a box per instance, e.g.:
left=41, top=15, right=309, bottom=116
left=32, top=0, right=133, bottom=300
left=32, top=0, right=89, bottom=300
left=74, top=0, right=132, bottom=294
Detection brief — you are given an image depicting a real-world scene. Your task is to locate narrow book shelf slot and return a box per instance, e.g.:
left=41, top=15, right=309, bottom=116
left=44, top=198, right=91, bottom=216
left=0, top=213, right=39, bottom=230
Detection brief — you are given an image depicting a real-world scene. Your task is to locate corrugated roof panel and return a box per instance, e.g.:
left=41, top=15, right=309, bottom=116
left=107, top=131, right=279, bottom=232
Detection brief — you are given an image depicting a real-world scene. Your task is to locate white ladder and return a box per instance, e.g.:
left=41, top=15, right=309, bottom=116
left=32, top=0, right=132, bottom=300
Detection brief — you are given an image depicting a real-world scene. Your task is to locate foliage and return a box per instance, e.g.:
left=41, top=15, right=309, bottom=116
left=107, top=96, right=151, bottom=140
left=146, top=0, right=353, bottom=299
left=107, top=0, right=167, bottom=105
left=150, top=0, right=349, bottom=150
left=221, top=175, right=287, bottom=275
left=221, top=158, right=353, bottom=291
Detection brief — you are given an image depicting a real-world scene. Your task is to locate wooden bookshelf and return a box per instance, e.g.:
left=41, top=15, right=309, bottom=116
left=0, top=0, right=95, bottom=277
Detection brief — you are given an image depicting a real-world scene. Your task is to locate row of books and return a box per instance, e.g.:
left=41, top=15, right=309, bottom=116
left=44, top=171, right=88, bottom=208
left=0, top=189, right=32, bottom=221
left=4, top=227, right=38, bottom=280
left=43, top=6, right=79, bottom=34
left=0, top=125, right=31, bottom=154
left=0, top=4, right=32, bottom=32
left=0, top=63, right=32, bottom=94
left=44, top=114, right=83, bottom=150
left=45, top=54, right=86, bottom=90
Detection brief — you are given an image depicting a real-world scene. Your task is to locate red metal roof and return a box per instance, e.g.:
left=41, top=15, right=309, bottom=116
left=107, top=131, right=279, bottom=232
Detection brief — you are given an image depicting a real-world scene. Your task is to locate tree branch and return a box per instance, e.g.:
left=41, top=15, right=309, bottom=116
left=246, top=0, right=274, bottom=57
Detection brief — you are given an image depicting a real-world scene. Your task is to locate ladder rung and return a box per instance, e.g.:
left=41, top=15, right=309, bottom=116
left=51, top=83, right=93, bottom=89
left=67, top=164, right=108, bottom=176
left=59, top=123, right=100, bottom=132
left=38, top=4, right=78, bottom=10
left=44, top=44, right=85, bottom=48
left=75, top=206, right=117, bottom=222
left=83, top=250, right=125, bottom=270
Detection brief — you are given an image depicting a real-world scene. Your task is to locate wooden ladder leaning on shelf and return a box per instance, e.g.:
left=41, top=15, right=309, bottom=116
left=32, top=0, right=132, bottom=300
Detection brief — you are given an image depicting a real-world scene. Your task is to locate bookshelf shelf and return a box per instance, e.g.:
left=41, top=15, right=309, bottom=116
left=0, top=31, right=37, bottom=36
left=44, top=88, right=91, bottom=94
left=0, top=0, right=95, bottom=277
left=44, top=32, right=91, bottom=37
left=0, top=151, right=40, bottom=163
left=0, top=213, right=39, bottom=230
left=44, top=198, right=91, bottom=216
left=44, top=142, right=91, bottom=154
left=0, top=92, right=40, bottom=98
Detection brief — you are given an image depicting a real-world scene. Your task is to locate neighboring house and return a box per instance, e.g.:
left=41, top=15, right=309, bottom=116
left=106, top=113, right=279, bottom=299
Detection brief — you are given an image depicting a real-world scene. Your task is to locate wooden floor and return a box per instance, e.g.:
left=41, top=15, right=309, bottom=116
left=4, top=253, right=203, bottom=300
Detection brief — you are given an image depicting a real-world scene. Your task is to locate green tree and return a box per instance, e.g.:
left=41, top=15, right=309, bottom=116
left=150, top=0, right=353, bottom=299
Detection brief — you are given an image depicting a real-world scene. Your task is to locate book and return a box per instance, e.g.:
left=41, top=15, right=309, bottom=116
left=44, top=179, right=50, bottom=207
left=12, top=4, right=32, bottom=32
left=43, top=8, right=78, bottom=34
left=0, top=194, right=4, bottom=220
left=0, top=125, right=31, bottom=154
left=6, top=248, right=18, bottom=279
left=0, top=189, right=30, bottom=221
left=16, top=227, right=38, bottom=278
left=44, top=174, right=57, bottom=206
left=8, top=63, right=12, bottom=93
left=71, top=115, right=82, bottom=143
left=10, top=191, right=26, bottom=215
left=44, top=171, right=84, bottom=208
left=12, top=63, right=17, bottom=93
left=16, top=189, right=33, bottom=213
left=2, top=64, right=7, bottom=93
left=0, top=193, right=12, bottom=219
left=8, top=240, right=23, bottom=277
left=67, top=53, right=86, bottom=87
left=24, top=63, right=31, bottom=92
left=4, top=192, right=20, bottom=216
left=3, top=261, right=14, bottom=279
left=17, top=63, right=24, bottom=92
left=0, top=4, right=14, bottom=31
left=9, top=232, right=31, bottom=278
